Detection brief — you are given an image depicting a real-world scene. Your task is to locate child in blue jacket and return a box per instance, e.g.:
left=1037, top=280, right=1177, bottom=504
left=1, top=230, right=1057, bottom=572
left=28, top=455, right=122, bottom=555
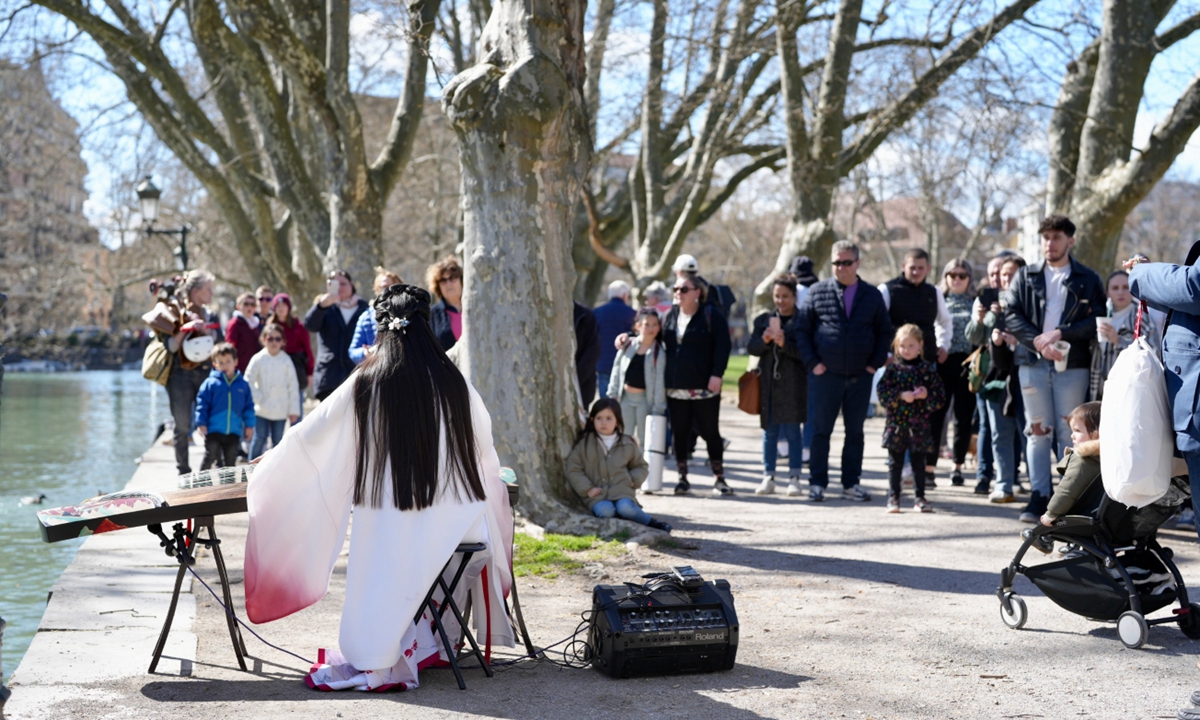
left=195, top=342, right=257, bottom=470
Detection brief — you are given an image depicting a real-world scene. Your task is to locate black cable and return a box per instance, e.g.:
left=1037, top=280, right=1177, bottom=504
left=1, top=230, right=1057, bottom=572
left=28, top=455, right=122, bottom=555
left=186, top=565, right=315, bottom=666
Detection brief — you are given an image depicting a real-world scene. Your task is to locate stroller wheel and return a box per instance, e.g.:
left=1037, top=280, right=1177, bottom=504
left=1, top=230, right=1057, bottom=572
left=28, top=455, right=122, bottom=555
left=1000, top=592, right=1027, bottom=629
left=1179, top=603, right=1200, bottom=640
left=1117, top=611, right=1149, bottom=649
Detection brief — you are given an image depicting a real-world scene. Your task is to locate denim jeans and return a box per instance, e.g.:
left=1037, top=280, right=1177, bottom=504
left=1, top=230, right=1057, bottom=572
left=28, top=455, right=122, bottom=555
left=808, top=370, right=873, bottom=488
left=1184, top=452, right=1200, bottom=544
left=619, top=391, right=651, bottom=448
left=1018, top=360, right=1089, bottom=499
left=804, top=400, right=814, bottom=450
left=986, top=398, right=1017, bottom=494
left=763, top=422, right=803, bottom=475
left=592, top=497, right=653, bottom=526
left=251, top=417, right=287, bottom=459
left=597, top=371, right=612, bottom=399
left=975, top=393, right=994, bottom=481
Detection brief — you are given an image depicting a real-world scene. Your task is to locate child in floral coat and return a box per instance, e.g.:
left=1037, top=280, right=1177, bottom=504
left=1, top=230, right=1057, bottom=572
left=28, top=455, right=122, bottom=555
left=877, top=324, right=946, bottom=513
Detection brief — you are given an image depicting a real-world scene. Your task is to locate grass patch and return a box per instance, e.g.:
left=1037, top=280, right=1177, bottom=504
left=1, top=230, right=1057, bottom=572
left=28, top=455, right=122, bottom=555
left=722, top=354, right=750, bottom=394
left=513, top=532, right=626, bottom=579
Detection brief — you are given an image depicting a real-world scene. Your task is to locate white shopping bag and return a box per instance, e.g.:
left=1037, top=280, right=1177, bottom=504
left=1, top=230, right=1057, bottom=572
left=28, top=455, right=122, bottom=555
left=643, top=414, right=668, bottom=492
left=1100, top=337, right=1175, bottom=507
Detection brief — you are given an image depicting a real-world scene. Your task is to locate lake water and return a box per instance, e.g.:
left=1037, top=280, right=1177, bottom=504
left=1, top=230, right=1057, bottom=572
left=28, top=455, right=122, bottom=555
left=0, top=370, right=169, bottom=682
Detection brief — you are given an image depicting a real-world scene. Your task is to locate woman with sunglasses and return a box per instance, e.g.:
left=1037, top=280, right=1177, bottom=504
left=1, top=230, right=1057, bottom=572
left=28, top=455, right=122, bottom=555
left=226, top=292, right=264, bottom=374
left=426, top=256, right=464, bottom=351
left=662, top=276, right=733, bottom=496
left=931, top=259, right=978, bottom=486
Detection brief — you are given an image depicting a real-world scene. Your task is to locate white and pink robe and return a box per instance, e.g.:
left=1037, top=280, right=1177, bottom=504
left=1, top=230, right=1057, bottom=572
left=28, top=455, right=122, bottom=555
left=244, top=376, right=515, bottom=691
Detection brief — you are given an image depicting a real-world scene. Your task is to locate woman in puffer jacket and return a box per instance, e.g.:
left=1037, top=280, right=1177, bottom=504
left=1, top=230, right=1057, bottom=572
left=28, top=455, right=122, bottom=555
left=244, top=322, right=302, bottom=459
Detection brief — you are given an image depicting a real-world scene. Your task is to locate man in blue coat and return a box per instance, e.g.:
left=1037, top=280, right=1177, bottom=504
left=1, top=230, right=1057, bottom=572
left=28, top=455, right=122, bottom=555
left=1129, top=244, right=1200, bottom=535
left=796, top=240, right=893, bottom=502
left=593, top=281, right=637, bottom=399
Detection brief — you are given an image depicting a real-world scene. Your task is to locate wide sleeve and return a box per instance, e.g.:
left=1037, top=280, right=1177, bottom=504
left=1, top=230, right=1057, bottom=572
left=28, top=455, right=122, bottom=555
left=244, top=379, right=357, bottom=624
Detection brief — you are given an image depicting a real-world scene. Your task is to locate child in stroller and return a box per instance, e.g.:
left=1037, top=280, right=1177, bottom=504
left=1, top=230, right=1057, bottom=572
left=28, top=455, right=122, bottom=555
left=997, top=401, right=1196, bottom=648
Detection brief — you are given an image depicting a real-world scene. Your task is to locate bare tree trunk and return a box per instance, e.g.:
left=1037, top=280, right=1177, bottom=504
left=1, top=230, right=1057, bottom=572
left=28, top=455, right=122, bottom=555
left=1046, top=1, right=1200, bottom=270
left=444, top=0, right=642, bottom=535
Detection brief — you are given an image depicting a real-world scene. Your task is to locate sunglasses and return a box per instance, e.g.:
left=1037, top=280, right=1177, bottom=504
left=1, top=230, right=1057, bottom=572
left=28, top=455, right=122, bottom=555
left=831, top=259, right=856, bottom=267
left=258, top=295, right=273, bottom=302
left=265, top=336, right=284, bottom=343
left=947, top=272, right=970, bottom=280
left=240, top=300, right=256, bottom=306
left=673, top=286, right=696, bottom=294
left=438, top=276, right=459, bottom=284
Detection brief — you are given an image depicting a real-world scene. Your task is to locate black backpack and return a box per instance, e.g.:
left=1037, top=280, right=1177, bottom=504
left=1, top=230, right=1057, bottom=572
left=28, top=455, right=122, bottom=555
left=707, top=284, right=736, bottom=317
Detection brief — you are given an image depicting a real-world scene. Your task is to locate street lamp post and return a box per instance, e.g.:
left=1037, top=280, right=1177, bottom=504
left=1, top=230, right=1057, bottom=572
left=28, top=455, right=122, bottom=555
left=136, top=176, right=190, bottom=271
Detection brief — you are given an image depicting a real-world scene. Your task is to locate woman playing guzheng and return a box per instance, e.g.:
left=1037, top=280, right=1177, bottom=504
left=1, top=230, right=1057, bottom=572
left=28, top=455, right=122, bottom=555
left=244, top=284, right=514, bottom=691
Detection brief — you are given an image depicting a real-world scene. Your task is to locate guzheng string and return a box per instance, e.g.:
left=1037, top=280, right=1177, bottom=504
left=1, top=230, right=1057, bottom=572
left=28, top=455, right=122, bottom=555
left=176, top=464, right=256, bottom=489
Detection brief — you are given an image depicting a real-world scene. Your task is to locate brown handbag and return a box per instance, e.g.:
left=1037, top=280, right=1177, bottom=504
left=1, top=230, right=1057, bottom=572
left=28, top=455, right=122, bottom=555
left=738, top=369, right=761, bottom=415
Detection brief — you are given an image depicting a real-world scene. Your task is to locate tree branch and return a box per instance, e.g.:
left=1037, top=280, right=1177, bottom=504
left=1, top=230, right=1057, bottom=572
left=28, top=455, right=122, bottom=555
left=696, top=147, right=786, bottom=225
left=837, top=0, right=1041, bottom=176
left=371, top=0, right=443, bottom=200
left=1155, top=11, right=1200, bottom=51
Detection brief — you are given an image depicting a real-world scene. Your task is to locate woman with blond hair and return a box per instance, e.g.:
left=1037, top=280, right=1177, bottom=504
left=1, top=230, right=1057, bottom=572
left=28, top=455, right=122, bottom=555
left=426, top=256, right=463, bottom=351
left=349, top=267, right=404, bottom=364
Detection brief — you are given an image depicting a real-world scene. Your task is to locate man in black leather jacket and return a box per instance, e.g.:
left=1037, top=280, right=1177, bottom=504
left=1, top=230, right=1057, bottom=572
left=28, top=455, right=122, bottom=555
left=1003, top=215, right=1106, bottom=523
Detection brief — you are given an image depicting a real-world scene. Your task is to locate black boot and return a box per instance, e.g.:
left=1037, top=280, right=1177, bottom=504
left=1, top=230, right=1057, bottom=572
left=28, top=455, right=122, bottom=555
left=647, top=518, right=673, bottom=533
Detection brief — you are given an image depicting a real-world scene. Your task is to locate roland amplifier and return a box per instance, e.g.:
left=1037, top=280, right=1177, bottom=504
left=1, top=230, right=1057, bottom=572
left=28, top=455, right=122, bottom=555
left=588, top=576, right=738, bottom=678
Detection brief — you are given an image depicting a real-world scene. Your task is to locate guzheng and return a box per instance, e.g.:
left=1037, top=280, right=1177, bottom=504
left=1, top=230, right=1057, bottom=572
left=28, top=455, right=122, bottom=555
left=37, top=466, right=255, bottom=543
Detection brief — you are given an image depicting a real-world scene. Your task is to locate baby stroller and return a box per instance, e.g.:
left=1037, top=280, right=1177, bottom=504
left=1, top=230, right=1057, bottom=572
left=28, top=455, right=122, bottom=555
left=997, top=473, right=1200, bottom=648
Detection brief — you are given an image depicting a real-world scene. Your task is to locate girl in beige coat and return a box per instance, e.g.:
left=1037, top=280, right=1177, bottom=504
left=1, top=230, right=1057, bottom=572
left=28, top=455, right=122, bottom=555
left=565, top=399, right=672, bottom=532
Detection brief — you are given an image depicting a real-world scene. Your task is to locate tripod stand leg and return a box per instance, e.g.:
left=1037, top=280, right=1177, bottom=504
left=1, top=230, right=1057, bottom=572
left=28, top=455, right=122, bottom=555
left=509, top=577, right=537, bottom=657
left=203, top=519, right=247, bottom=670
left=149, top=558, right=189, bottom=673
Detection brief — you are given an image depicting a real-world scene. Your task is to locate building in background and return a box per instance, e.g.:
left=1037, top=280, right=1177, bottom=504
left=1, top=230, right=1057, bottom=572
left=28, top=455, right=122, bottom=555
left=0, top=59, right=108, bottom=337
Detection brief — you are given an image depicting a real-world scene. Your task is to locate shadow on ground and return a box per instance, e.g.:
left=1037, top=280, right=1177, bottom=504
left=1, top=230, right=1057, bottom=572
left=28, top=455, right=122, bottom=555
left=139, top=659, right=810, bottom=718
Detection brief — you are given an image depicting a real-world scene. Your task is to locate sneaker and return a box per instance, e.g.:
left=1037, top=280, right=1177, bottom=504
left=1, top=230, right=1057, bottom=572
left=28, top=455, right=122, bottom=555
left=886, top=494, right=901, bottom=513
left=842, top=485, right=872, bottom=502
left=974, top=480, right=992, bottom=495
left=1179, top=704, right=1200, bottom=720
left=713, top=477, right=734, bottom=496
left=950, top=470, right=964, bottom=486
left=647, top=518, right=673, bottom=533
left=755, top=476, right=776, bottom=495
left=808, top=485, right=825, bottom=502
left=989, top=490, right=1017, bottom=504
left=674, top=478, right=691, bottom=495
left=785, top=477, right=803, bottom=497
left=1178, top=508, right=1196, bottom=530
left=1018, top=511, right=1038, bottom=523
left=914, top=497, right=933, bottom=513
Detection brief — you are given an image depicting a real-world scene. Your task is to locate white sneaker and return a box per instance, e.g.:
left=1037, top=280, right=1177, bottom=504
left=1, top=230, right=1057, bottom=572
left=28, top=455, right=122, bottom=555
left=755, top=476, right=776, bottom=495
left=786, top=477, right=803, bottom=497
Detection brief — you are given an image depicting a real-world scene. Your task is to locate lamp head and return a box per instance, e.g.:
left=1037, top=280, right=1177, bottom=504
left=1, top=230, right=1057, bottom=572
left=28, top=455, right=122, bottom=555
left=136, top=175, right=161, bottom=223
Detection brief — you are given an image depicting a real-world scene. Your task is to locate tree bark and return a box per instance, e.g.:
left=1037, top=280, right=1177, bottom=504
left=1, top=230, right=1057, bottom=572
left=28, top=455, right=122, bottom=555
left=444, top=0, right=642, bottom=535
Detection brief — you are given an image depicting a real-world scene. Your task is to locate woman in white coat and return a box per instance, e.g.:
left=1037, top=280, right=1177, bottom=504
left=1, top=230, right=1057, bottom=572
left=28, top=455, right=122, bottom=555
left=244, top=284, right=513, bottom=692
left=607, top=307, right=667, bottom=448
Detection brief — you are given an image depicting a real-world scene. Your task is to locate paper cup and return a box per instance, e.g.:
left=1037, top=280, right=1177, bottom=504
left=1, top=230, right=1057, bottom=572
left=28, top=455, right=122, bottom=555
left=1052, top=340, right=1071, bottom=372
left=1095, top=317, right=1112, bottom=344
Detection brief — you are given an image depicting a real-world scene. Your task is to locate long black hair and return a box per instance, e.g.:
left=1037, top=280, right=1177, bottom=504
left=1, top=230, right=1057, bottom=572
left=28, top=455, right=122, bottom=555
left=351, top=284, right=486, bottom=510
